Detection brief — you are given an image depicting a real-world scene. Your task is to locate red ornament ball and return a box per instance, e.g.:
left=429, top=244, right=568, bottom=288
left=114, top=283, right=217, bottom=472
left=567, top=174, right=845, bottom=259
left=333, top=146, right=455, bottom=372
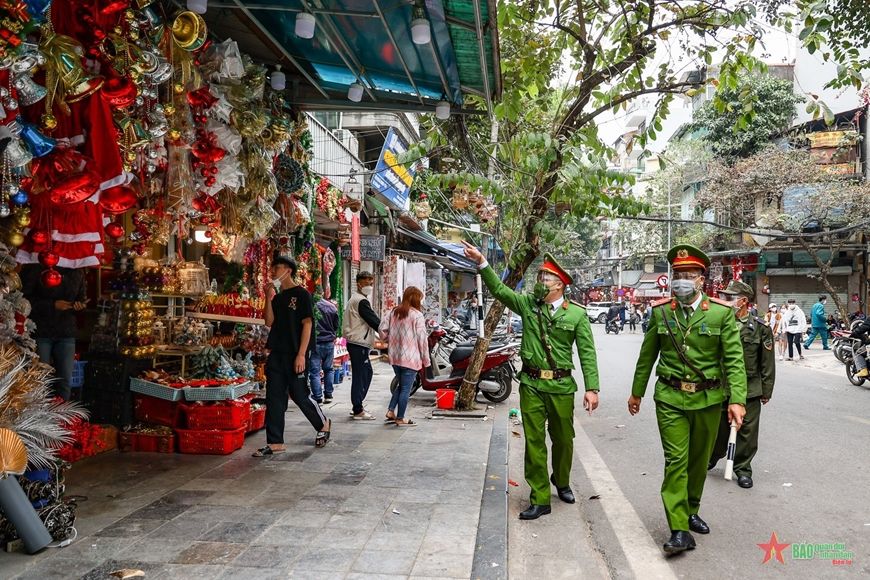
left=30, top=229, right=50, bottom=245
left=38, top=251, right=60, bottom=268
left=41, top=268, right=63, bottom=288
left=105, top=221, right=125, bottom=239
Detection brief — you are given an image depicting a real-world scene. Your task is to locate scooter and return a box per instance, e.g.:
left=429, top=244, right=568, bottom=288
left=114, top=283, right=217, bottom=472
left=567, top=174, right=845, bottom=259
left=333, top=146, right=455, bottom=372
left=842, top=338, right=868, bottom=387
left=390, top=340, right=518, bottom=403
left=605, top=318, right=621, bottom=334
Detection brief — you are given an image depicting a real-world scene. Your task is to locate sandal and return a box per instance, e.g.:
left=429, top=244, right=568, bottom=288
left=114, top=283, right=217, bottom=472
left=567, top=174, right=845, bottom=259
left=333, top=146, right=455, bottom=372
left=252, top=446, right=285, bottom=457
left=315, top=419, right=332, bottom=448
left=394, top=419, right=417, bottom=426
left=384, top=411, right=397, bottom=423
left=352, top=411, right=375, bottom=421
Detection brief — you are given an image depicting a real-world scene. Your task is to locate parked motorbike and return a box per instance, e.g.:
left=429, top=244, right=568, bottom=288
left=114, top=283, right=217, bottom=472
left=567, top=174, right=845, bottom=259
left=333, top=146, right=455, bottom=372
left=605, top=318, right=621, bottom=335
left=830, top=329, right=852, bottom=363
left=390, top=338, right=518, bottom=403
left=841, top=338, right=868, bottom=386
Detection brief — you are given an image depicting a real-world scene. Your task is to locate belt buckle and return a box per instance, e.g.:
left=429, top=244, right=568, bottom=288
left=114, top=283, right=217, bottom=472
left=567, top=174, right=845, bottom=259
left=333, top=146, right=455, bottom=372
left=539, top=369, right=554, bottom=380
left=680, top=381, right=697, bottom=393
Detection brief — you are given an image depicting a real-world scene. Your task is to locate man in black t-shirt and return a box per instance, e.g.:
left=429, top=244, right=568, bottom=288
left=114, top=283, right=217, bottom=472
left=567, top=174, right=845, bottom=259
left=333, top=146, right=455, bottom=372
left=253, top=256, right=331, bottom=456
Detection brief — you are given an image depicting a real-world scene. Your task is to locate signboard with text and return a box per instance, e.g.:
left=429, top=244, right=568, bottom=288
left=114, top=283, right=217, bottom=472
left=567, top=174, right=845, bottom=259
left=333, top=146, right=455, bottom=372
left=340, top=235, right=386, bottom=262
left=370, top=128, right=416, bottom=211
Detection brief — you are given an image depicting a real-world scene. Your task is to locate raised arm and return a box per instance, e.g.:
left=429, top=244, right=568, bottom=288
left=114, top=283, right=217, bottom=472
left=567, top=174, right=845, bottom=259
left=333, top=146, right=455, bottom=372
left=461, top=241, right=524, bottom=313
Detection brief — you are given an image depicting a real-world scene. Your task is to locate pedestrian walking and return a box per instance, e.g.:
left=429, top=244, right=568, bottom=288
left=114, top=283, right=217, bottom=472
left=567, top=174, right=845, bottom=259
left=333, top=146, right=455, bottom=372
left=804, top=295, right=831, bottom=350
left=627, top=244, right=746, bottom=555
left=618, top=301, right=627, bottom=329
left=462, top=242, right=600, bottom=521
left=310, top=289, right=339, bottom=404
left=709, top=281, right=776, bottom=489
left=764, top=303, right=786, bottom=360
left=343, top=271, right=381, bottom=420
left=254, top=256, right=330, bottom=457
left=628, top=305, right=639, bottom=333
left=641, top=303, right=651, bottom=333
left=781, top=299, right=807, bottom=361
left=379, top=286, right=430, bottom=426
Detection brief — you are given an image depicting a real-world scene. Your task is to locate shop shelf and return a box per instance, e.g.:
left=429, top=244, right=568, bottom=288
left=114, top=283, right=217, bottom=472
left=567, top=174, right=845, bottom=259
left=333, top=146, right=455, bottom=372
left=183, top=401, right=251, bottom=430
left=120, top=431, right=176, bottom=453
left=188, top=312, right=266, bottom=325
left=183, top=381, right=252, bottom=401
left=134, top=395, right=181, bottom=427
left=130, top=377, right=184, bottom=402
left=176, top=427, right=246, bottom=455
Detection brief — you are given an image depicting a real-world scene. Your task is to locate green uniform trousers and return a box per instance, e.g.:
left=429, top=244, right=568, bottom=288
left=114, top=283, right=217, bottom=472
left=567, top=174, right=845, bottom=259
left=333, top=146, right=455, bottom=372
left=519, top=382, right=575, bottom=506
left=655, top=400, right=721, bottom=531
left=711, top=396, right=762, bottom=477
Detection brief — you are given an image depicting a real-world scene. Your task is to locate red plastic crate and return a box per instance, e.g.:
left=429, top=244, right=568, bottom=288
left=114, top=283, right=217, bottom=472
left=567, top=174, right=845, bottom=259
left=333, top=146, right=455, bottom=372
left=134, top=395, right=181, bottom=427
left=247, top=407, right=266, bottom=433
left=120, top=431, right=175, bottom=453
left=175, top=427, right=246, bottom=455
left=183, top=401, right=251, bottom=430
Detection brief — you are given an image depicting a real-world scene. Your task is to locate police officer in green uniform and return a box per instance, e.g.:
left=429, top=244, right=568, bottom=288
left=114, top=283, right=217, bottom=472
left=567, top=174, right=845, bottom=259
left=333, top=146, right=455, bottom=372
left=708, top=280, right=776, bottom=489
left=462, top=242, right=600, bottom=520
left=627, top=244, right=747, bottom=555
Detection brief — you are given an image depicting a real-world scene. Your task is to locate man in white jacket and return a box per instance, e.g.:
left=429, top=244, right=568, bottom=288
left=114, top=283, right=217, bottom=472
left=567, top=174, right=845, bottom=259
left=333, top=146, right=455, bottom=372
left=343, top=271, right=381, bottom=420
left=781, top=298, right=807, bottom=361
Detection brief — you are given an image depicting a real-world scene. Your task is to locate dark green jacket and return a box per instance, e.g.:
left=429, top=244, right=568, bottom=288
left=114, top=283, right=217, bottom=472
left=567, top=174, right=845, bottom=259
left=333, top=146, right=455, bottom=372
left=737, top=315, right=776, bottom=400
left=480, top=266, right=600, bottom=394
left=631, top=295, right=747, bottom=409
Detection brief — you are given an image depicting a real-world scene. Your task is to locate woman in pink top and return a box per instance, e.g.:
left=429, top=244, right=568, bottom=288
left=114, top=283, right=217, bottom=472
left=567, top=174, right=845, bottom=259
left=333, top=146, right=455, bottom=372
left=379, top=286, right=431, bottom=425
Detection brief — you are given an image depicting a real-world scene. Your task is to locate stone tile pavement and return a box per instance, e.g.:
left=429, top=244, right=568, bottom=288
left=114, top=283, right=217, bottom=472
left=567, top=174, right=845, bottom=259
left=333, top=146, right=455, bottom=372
left=1, top=361, right=499, bottom=580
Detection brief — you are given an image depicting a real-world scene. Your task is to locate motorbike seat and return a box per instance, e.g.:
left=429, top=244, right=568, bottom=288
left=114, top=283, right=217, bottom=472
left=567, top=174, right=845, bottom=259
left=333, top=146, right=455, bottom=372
left=449, top=345, right=475, bottom=364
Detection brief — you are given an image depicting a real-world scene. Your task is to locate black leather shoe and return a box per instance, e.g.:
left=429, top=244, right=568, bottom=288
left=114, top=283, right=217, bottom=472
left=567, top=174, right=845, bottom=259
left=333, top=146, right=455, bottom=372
left=737, top=475, right=753, bottom=488
left=550, top=475, right=575, bottom=504
left=663, top=530, right=696, bottom=555
left=519, top=505, right=551, bottom=520
left=688, top=514, right=710, bottom=534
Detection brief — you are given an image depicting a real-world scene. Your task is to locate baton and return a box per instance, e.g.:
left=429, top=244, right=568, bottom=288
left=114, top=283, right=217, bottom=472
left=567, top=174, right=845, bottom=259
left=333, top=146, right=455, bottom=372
left=723, top=421, right=737, bottom=481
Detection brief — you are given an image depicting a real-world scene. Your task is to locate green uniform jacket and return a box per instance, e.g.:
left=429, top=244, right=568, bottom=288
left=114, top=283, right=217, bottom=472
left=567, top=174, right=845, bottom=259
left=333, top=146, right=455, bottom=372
left=737, top=316, right=776, bottom=400
left=480, top=265, right=600, bottom=394
left=631, top=295, right=747, bottom=409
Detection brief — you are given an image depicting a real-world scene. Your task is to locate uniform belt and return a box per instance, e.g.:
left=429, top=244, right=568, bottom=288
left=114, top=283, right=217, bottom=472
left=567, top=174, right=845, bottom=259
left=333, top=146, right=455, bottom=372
left=661, top=377, right=720, bottom=393
left=522, top=365, right=572, bottom=380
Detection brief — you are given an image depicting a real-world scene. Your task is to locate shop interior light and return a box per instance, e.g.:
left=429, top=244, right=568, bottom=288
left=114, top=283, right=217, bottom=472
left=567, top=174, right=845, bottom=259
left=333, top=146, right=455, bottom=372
left=187, top=0, right=207, bottom=14
left=193, top=228, right=212, bottom=243
left=270, top=65, right=286, bottom=91
left=411, top=3, right=430, bottom=45
left=347, top=82, right=364, bottom=102
left=435, top=100, right=450, bottom=120
left=295, top=12, right=316, bottom=39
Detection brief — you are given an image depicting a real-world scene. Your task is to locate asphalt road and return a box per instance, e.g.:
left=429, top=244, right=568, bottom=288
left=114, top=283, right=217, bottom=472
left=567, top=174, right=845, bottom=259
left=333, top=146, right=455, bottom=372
left=574, top=323, right=870, bottom=579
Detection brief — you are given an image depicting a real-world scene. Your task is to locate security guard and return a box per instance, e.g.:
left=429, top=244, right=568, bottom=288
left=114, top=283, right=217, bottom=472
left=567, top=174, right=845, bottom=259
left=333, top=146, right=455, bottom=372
left=627, top=244, right=747, bottom=555
left=709, top=280, right=775, bottom=489
left=462, top=243, right=600, bottom=520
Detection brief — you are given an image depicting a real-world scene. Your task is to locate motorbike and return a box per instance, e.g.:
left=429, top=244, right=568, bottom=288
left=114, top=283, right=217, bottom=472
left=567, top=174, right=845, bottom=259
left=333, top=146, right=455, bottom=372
left=390, top=337, right=518, bottom=403
left=841, top=338, right=868, bottom=386
left=830, top=329, right=852, bottom=363
left=605, top=318, right=621, bottom=334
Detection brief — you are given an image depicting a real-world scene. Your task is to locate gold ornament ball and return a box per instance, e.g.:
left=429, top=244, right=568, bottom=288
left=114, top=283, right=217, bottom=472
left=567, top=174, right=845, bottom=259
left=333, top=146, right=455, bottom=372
left=130, top=69, right=142, bottom=81
left=125, top=151, right=137, bottom=162
left=168, top=129, right=181, bottom=141
left=7, top=231, right=24, bottom=247
left=41, top=114, right=58, bottom=131
left=122, top=163, right=133, bottom=172
left=15, top=212, right=31, bottom=227
left=163, top=104, right=176, bottom=116
left=173, top=83, right=185, bottom=95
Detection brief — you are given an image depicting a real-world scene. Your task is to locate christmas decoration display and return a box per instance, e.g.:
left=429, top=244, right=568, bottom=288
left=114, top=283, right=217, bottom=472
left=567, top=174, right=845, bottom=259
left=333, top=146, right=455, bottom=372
left=118, top=296, right=156, bottom=357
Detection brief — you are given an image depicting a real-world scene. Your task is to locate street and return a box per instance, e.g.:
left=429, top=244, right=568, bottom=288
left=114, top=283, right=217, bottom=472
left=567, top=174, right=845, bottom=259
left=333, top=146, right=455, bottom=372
left=509, top=323, right=870, bottom=579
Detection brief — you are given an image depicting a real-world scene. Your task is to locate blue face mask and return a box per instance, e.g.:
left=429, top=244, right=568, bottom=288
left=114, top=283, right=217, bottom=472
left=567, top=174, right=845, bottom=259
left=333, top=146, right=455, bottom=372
left=670, top=279, right=696, bottom=298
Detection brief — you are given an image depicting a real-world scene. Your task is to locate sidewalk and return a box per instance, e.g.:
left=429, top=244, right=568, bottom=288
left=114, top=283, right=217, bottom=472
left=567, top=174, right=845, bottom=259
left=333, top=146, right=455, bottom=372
left=783, top=343, right=843, bottom=376
left=3, top=361, right=497, bottom=580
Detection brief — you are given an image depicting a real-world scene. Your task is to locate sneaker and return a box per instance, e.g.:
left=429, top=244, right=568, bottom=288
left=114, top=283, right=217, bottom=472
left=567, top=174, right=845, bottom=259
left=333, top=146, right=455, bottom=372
left=786, top=357, right=793, bottom=361
left=799, top=356, right=805, bottom=360
left=323, top=396, right=333, bottom=404
left=314, top=398, right=323, bottom=404
left=857, top=369, right=869, bottom=378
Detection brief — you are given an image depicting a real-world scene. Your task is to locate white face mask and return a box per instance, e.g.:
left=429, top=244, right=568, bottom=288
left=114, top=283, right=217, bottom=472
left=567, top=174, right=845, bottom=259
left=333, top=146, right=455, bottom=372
left=670, top=279, right=697, bottom=300
left=789, top=305, right=796, bottom=310
left=271, top=270, right=287, bottom=288
left=360, top=285, right=373, bottom=297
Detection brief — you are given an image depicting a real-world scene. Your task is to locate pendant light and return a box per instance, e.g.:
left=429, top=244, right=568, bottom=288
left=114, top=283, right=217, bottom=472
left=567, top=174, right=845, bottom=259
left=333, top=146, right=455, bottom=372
left=270, top=65, right=286, bottom=91
left=348, top=82, right=364, bottom=102
left=186, top=0, right=208, bottom=14
left=411, top=3, right=430, bottom=45
left=296, top=12, right=316, bottom=39
left=435, top=100, right=450, bottom=120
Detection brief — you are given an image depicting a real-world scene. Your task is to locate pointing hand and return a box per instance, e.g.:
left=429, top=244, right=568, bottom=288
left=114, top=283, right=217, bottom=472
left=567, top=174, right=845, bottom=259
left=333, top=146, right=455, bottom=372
left=460, top=241, right=485, bottom=265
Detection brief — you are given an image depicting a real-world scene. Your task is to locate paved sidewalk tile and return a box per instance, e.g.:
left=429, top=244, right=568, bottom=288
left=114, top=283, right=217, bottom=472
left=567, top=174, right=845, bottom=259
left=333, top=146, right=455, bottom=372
left=4, top=361, right=496, bottom=580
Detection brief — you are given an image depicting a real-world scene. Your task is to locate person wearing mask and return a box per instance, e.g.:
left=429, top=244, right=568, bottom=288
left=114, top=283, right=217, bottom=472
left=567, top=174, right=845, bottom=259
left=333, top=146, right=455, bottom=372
left=781, top=299, right=807, bottom=361
left=765, top=303, right=787, bottom=361
left=254, top=256, right=330, bottom=456
left=628, top=244, right=746, bottom=555
left=310, top=288, right=339, bottom=404
left=20, top=264, right=87, bottom=401
left=462, top=243, right=600, bottom=521
left=709, top=281, right=776, bottom=489
left=343, top=271, right=381, bottom=420
left=379, top=286, right=430, bottom=426
left=803, top=295, right=831, bottom=350
left=848, top=316, right=870, bottom=377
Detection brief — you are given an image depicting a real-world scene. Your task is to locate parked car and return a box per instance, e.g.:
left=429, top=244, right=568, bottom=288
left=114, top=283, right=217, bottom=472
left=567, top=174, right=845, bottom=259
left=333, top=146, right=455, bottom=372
left=585, top=301, right=615, bottom=324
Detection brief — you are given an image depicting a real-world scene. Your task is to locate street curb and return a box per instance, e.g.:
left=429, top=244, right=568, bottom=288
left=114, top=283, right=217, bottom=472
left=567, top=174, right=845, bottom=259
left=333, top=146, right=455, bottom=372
left=471, top=407, right=508, bottom=580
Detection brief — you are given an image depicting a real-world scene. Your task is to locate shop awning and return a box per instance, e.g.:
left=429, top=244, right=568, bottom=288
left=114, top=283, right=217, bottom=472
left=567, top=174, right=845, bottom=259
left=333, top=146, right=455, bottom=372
left=365, top=195, right=394, bottom=233
left=397, top=227, right=477, bottom=272
left=766, top=266, right=852, bottom=276
left=202, top=1, right=501, bottom=114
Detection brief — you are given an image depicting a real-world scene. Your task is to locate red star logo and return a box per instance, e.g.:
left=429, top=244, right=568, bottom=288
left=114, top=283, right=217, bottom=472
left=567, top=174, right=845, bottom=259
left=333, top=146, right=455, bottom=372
left=757, top=531, right=791, bottom=564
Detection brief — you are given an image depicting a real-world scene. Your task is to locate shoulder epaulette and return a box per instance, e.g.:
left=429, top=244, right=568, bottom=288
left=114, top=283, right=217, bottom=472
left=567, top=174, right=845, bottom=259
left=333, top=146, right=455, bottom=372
left=651, top=297, right=672, bottom=308
left=708, top=296, right=731, bottom=307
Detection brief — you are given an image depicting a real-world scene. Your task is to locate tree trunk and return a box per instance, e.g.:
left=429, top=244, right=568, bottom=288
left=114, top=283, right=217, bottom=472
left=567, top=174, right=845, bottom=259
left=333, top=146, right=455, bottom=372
left=799, top=239, right=848, bottom=320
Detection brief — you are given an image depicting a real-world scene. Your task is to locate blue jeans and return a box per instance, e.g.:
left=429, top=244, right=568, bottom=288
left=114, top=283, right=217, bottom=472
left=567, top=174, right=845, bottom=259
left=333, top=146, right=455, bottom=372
left=804, top=326, right=829, bottom=349
left=36, top=337, right=75, bottom=401
left=309, top=342, right=335, bottom=400
left=389, top=365, right=417, bottom=420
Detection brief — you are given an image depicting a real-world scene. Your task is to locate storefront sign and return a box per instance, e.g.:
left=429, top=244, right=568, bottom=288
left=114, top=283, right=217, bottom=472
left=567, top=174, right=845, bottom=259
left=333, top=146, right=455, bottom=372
left=370, top=128, right=417, bottom=211
left=341, top=234, right=386, bottom=262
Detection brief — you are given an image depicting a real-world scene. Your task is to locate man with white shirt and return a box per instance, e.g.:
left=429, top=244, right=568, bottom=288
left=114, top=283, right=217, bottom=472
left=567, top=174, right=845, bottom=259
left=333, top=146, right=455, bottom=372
left=461, top=244, right=600, bottom=521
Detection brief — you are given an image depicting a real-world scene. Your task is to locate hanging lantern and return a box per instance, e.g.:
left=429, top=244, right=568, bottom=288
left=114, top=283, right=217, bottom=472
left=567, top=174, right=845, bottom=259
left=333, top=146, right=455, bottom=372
left=38, top=251, right=59, bottom=268
left=100, top=184, right=139, bottom=214
left=48, top=171, right=101, bottom=205
left=105, top=221, right=125, bottom=239
left=41, top=268, right=62, bottom=288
